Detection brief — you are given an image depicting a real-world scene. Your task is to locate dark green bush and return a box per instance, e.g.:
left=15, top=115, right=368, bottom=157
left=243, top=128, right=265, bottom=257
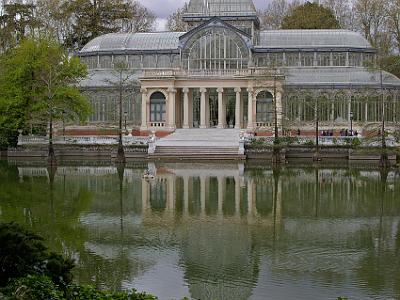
left=66, top=285, right=157, bottom=300
left=0, top=222, right=74, bottom=288
left=1, top=275, right=64, bottom=300
left=0, top=222, right=158, bottom=300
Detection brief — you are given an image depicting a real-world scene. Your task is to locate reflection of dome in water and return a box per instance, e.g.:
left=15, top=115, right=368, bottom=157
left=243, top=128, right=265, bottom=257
left=180, top=222, right=259, bottom=300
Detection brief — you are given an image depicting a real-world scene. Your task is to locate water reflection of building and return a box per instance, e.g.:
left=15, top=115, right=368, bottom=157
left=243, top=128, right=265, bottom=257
left=141, top=163, right=282, bottom=228
left=11, top=163, right=400, bottom=299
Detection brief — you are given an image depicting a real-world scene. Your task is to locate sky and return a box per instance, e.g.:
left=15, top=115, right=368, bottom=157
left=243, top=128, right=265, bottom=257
left=137, top=0, right=270, bottom=31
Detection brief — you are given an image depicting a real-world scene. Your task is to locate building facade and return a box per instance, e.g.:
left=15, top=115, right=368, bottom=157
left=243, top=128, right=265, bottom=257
left=78, top=0, right=400, bottom=136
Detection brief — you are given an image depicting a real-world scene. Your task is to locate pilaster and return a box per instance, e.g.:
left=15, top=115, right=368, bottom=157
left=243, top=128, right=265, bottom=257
left=247, top=88, right=254, bottom=130
left=217, top=87, right=225, bottom=128
left=140, top=88, right=148, bottom=130
left=167, top=88, right=177, bottom=130
left=234, top=87, right=242, bottom=129
left=183, top=88, right=190, bottom=129
left=200, top=88, right=207, bottom=128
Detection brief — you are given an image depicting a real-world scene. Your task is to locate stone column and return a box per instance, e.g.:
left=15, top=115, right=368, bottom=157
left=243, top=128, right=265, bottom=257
left=167, top=88, right=177, bottom=130
left=183, top=88, right=190, bottom=129
left=276, top=91, right=283, bottom=127
left=140, top=88, right=148, bottom=130
left=235, top=176, right=241, bottom=217
left=348, top=92, right=352, bottom=124
left=217, top=176, right=225, bottom=217
left=200, top=88, right=207, bottom=128
left=234, top=87, right=241, bottom=129
left=141, top=178, right=149, bottom=213
left=166, top=176, right=175, bottom=212
left=183, top=175, right=189, bottom=217
left=200, top=176, right=206, bottom=217
left=188, top=89, right=194, bottom=127
left=247, top=88, right=254, bottom=129
left=217, top=88, right=224, bottom=128
left=247, top=179, right=256, bottom=219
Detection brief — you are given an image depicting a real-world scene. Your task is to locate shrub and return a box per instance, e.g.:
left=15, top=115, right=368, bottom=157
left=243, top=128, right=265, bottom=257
left=66, top=285, right=158, bottom=300
left=0, top=222, right=74, bottom=288
left=304, top=140, right=315, bottom=146
left=351, top=138, right=362, bottom=148
left=1, top=275, right=64, bottom=300
left=0, top=222, right=158, bottom=300
left=250, top=138, right=264, bottom=147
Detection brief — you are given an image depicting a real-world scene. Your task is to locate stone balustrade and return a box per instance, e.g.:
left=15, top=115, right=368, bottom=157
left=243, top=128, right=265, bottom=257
left=18, top=135, right=149, bottom=146
left=256, top=122, right=273, bottom=128
left=149, top=122, right=166, bottom=128
left=141, top=68, right=282, bottom=79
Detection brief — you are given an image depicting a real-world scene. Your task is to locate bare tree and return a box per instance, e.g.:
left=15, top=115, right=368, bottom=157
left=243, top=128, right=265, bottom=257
left=122, top=1, right=155, bottom=33
left=387, top=0, right=400, bottom=53
left=0, top=0, right=5, bottom=16
left=321, top=0, right=356, bottom=30
left=259, top=0, right=301, bottom=30
left=35, top=0, right=74, bottom=44
left=354, top=0, right=392, bottom=54
left=104, top=61, right=137, bottom=164
left=167, top=6, right=186, bottom=32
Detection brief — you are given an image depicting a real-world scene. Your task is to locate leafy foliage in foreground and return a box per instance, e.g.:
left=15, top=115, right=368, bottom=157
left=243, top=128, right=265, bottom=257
left=0, top=222, right=74, bottom=288
left=1, top=275, right=64, bottom=300
left=66, top=284, right=157, bottom=300
left=0, top=222, right=158, bottom=300
left=0, top=275, right=157, bottom=300
left=1, top=275, right=157, bottom=300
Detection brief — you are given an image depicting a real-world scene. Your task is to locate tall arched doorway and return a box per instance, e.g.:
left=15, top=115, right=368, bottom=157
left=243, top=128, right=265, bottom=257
left=256, top=91, right=274, bottom=125
left=150, top=92, right=166, bottom=123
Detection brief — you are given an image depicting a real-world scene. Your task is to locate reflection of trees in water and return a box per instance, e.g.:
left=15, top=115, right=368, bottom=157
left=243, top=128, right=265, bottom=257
left=0, top=162, right=92, bottom=256
left=0, top=162, right=148, bottom=291
left=74, top=244, right=142, bottom=291
left=4, top=162, right=400, bottom=298
left=74, top=166, right=155, bottom=290
left=180, top=222, right=260, bottom=300
left=355, top=169, right=400, bottom=298
left=273, top=167, right=400, bottom=218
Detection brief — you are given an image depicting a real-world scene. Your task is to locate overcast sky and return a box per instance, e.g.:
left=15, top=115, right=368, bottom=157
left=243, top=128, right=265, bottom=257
left=137, top=0, right=270, bottom=31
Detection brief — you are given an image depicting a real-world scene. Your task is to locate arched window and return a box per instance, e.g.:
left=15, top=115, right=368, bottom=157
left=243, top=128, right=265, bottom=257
left=256, top=91, right=274, bottom=123
left=150, top=92, right=166, bottom=122
left=182, top=27, right=249, bottom=70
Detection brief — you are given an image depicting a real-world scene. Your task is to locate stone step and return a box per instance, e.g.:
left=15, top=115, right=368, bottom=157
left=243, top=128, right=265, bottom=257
left=155, top=149, right=239, bottom=154
left=149, top=154, right=246, bottom=160
left=151, top=129, right=242, bottom=160
left=155, top=151, right=239, bottom=155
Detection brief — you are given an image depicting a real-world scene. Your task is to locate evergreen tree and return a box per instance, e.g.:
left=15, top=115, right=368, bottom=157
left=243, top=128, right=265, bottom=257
left=281, top=1, right=340, bottom=30
left=63, top=0, right=155, bottom=50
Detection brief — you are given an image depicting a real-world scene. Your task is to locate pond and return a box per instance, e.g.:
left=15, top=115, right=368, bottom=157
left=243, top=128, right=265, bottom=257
left=0, top=160, right=399, bottom=300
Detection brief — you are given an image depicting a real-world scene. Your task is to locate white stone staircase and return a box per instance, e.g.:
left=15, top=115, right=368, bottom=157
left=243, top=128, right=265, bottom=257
left=150, top=129, right=245, bottom=160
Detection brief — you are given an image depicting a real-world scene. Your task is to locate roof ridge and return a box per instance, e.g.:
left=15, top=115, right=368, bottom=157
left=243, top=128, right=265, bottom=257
left=261, top=29, right=355, bottom=33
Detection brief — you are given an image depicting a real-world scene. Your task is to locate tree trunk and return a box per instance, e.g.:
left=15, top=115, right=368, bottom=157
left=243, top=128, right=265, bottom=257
left=48, top=108, right=56, bottom=165
left=314, top=98, right=320, bottom=161
left=115, top=78, right=126, bottom=164
left=380, top=69, right=388, bottom=168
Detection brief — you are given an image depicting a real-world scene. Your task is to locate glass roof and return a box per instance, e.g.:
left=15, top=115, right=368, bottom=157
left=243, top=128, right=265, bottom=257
left=184, top=0, right=257, bottom=17
left=81, top=30, right=373, bottom=53
left=285, top=68, right=400, bottom=87
left=79, top=68, right=400, bottom=88
left=258, top=30, right=372, bottom=49
left=81, top=32, right=185, bottom=53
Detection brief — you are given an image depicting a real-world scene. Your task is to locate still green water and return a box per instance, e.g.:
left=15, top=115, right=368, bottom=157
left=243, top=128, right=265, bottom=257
left=1, top=160, right=400, bottom=300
